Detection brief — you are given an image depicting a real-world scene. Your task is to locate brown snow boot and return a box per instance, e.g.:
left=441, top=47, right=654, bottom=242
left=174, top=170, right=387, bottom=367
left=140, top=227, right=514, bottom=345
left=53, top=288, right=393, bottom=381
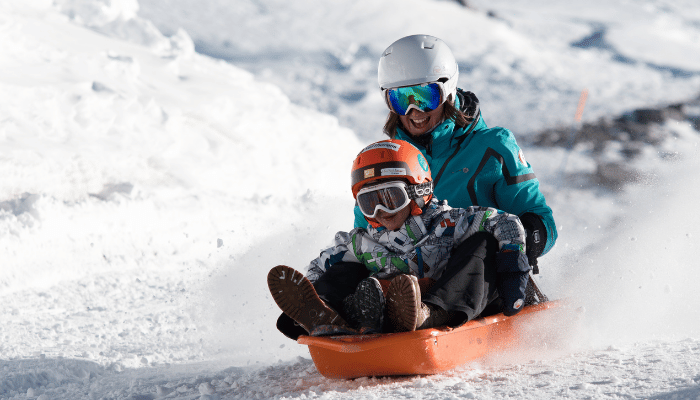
left=415, top=302, right=450, bottom=330
left=267, top=265, right=350, bottom=335
left=386, top=274, right=422, bottom=332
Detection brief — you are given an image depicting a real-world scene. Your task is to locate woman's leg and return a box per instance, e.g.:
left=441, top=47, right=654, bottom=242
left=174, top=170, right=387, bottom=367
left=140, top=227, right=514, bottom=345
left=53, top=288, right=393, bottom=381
left=421, top=231, right=499, bottom=324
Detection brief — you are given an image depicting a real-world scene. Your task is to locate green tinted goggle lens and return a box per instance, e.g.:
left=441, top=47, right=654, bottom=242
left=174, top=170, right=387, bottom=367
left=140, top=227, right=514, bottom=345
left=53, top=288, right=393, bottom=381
left=387, top=83, right=442, bottom=115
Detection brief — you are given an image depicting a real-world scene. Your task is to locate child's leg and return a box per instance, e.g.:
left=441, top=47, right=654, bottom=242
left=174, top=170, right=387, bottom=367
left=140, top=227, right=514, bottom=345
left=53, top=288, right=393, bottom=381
left=268, top=266, right=350, bottom=336
left=421, top=232, right=499, bottom=324
left=313, top=262, right=369, bottom=314
left=418, top=278, right=436, bottom=295
left=274, top=262, right=367, bottom=340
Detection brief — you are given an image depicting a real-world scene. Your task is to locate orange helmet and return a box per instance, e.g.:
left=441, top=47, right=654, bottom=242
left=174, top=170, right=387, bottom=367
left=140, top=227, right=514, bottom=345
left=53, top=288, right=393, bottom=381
left=351, top=140, right=433, bottom=224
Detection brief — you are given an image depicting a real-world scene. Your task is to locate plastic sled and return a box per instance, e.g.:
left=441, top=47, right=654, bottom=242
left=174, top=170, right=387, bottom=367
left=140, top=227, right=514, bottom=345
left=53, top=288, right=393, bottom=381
left=297, top=299, right=570, bottom=379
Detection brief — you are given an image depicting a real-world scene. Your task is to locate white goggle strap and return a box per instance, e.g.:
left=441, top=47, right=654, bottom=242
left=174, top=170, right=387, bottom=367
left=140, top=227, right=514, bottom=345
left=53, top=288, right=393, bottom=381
left=406, top=182, right=433, bottom=200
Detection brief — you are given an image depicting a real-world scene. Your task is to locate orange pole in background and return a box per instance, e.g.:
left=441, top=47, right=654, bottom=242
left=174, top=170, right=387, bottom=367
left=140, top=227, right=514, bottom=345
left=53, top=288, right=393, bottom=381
left=574, top=89, right=589, bottom=123
left=558, top=89, right=589, bottom=181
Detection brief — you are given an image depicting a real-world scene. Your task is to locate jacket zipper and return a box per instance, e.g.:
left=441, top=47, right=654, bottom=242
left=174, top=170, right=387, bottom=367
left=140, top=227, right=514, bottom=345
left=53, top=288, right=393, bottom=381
left=432, top=109, right=481, bottom=187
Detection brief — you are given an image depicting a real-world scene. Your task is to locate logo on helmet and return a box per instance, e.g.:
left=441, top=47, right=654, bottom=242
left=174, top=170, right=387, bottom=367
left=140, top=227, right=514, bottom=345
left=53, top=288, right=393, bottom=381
left=417, top=154, right=429, bottom=171
left=361, top=142, right=401, bottom=154
left=381, top=168, right=407, bottom=176
left=364, top=168, right=375, bottom=179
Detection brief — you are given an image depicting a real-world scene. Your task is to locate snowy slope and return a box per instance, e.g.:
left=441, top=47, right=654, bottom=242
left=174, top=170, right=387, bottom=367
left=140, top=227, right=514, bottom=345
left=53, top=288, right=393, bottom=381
left=1, top=0, right=700, bottom=399
left=1, top=0, right=362, bottom=395
left=137, top=0, right=700, bottom=139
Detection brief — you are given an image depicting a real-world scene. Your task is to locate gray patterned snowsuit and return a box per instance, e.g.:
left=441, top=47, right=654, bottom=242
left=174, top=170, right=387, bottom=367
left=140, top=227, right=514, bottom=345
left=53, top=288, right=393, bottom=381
left=307, top=198, right=529, bottom=284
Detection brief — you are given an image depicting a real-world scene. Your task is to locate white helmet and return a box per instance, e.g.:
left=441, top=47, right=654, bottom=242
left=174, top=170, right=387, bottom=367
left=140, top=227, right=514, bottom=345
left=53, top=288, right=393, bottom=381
left=378, top=34, right=459, bottom=102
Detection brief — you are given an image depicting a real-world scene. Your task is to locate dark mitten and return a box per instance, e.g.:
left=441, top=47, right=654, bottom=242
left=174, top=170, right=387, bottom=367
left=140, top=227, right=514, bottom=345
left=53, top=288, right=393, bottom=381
left=495, top=251, right=531, bottom=316
left=519, top=212, right=547, bottom=274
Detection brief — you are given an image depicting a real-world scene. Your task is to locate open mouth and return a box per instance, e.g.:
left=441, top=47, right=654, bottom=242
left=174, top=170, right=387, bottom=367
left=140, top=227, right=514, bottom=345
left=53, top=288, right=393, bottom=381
left=409, top=116, right=430, bottom=130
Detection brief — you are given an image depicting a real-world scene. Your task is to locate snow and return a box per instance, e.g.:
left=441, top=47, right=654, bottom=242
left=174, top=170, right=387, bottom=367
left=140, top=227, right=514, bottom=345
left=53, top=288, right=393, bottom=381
left=1, top=0, right=699, bottom=399
left=135, top=0, right=700, bottom=139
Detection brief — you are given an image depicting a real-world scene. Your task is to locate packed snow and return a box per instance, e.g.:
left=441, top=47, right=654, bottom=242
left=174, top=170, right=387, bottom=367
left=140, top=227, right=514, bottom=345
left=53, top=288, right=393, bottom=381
left=1, top=0, right=700, bottom=399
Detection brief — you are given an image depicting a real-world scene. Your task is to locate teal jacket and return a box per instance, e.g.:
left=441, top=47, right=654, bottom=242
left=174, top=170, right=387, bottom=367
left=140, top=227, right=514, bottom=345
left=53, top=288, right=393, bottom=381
left=354, top=90, right=557, bottom=257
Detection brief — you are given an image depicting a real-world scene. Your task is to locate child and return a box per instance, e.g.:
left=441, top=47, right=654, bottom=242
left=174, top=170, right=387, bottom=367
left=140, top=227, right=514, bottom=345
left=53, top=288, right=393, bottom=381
left=268, top=140, right=531, bottom=337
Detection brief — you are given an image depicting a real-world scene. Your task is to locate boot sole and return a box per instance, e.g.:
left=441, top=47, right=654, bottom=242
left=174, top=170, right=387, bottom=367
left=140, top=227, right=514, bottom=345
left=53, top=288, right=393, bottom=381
left=267, top=265, right=347, bottom=334
left=387, top=274, right=421, bottom=332
left=354, top=277, right=386, bottom=332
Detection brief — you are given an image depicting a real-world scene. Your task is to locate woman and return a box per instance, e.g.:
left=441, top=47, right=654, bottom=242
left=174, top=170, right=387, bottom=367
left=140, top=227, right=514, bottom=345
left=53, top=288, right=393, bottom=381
left=347, top=34, right=557, bottom=325
left=355, top=34, right=557, bottom=272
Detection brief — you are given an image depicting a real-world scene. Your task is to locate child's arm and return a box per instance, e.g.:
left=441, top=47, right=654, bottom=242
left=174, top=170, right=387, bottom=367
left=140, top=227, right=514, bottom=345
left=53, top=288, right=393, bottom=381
left=307, top=229, right=414, bottom=282
left=305, top=231, right=361, bottom=283
left=453, top=206, right=532, bottom=315
left=452, top=206, right=527, bottom=254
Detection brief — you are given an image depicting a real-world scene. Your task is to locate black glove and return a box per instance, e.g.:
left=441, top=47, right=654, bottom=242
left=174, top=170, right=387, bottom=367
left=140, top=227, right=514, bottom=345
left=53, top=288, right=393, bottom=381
left=495, top=251, right=531, bottom=316
left=519, top=213, right=547, bottom=274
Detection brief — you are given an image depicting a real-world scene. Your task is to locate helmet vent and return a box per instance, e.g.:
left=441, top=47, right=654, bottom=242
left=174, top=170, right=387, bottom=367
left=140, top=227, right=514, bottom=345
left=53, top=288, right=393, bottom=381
left=421, top=41, right=434, bottom=50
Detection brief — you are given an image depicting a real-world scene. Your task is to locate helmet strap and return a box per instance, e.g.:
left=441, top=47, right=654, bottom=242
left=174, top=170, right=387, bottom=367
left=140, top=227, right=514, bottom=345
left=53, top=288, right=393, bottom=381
left=366, top=217, right=383, bottom=229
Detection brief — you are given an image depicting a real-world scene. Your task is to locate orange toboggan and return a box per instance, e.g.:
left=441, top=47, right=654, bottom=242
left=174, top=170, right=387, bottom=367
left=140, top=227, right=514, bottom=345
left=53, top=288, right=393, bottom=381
left=297, top=299, right=569, bottom=379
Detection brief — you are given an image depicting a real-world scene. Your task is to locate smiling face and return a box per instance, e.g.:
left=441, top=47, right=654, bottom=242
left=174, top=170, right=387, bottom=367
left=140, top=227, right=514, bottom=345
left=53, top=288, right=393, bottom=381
left=373, top=205, right=412, bottom=231
left=398, top=103, right=445, bottom=137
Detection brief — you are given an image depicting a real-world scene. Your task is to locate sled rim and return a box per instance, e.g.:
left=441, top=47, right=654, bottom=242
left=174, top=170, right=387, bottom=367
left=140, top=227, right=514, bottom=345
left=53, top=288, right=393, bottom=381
left=298, top=299, right=566, bottom=353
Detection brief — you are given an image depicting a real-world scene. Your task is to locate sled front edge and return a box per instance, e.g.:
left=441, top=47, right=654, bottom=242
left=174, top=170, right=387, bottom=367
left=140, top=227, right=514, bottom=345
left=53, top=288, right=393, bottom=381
left=298, top=299, right=568, bottom=379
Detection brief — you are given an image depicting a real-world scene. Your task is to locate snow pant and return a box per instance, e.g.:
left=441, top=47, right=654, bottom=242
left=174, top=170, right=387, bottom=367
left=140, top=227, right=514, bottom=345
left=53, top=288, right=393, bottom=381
left=276, top=231, right=500, bottom=340
left=422, top=231, right=501, bottom=324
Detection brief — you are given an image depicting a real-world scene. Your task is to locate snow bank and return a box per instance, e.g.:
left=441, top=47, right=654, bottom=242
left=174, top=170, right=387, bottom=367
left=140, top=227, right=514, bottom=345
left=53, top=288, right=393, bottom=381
left=0, top=0, right=362, bottom=292
left=0, top=0, right=361, bottom=379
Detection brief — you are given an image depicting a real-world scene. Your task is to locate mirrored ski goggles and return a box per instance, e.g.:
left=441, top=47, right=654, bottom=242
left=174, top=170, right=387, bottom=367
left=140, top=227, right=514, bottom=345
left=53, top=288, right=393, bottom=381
left=357, top=181, right=432, bottom=219
left=384, top=82, right=445, bottom=116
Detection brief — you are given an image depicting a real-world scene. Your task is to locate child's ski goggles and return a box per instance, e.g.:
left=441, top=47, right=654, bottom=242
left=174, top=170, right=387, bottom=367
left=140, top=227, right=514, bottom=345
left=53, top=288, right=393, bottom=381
left=384, top=82, right=445, bottom=116
left=357, top=181, right=432, bottom=219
